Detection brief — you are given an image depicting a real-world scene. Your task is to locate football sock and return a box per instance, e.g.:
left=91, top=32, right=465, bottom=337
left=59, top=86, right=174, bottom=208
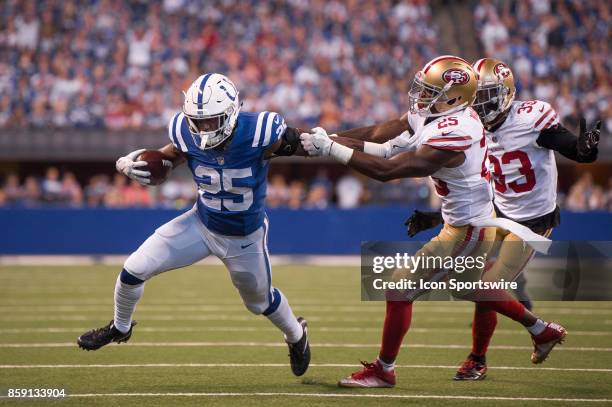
left=377, top=357, right=396, bottom=372
left=469, top=352, right=486, bottom=364
left=113, top=271, right=144, bottom=334
left=474, top=289, right=526, bottom=322
left=264, top=289, right=303, bottom=344
left=471, top=303, right=497, bottom=357
left=527, top=318, right=547, bottom=336
left=482, top=299, right=525, bottom=322
left=379, top=300, right=413, bottom=364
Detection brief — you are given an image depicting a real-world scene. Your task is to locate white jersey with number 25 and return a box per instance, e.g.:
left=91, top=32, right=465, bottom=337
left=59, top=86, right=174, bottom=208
left=388, top=107, right=494, bottom=226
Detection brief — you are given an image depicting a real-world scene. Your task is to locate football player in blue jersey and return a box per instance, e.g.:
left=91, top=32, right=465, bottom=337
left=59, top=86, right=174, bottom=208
left=77, top=73, right=310, bottom=376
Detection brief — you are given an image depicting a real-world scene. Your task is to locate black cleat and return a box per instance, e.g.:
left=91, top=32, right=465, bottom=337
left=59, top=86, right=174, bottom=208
left=287, top=317, right=310, bottom=376
left=454, top=354, right=487, bottom=380
left=77, top=320, right=136, bottom=351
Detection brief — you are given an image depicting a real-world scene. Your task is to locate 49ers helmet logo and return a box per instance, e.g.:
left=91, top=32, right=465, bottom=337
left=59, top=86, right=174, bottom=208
left=442, top=69, right=469, bottom=84
left=494, top=63, right=511, bottom=79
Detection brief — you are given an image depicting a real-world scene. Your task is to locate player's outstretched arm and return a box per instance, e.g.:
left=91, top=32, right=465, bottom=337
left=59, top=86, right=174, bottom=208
left=537, top=118, right=601, bottom=163
left=336, top=116, right=411, bottom=143
left=331, top=136, right=366, bottom=151
left=300, top=131, right=462, bottom=181
left=343, top=146, right=462, bottom=182
left=299, top=129, right=386, bottom=156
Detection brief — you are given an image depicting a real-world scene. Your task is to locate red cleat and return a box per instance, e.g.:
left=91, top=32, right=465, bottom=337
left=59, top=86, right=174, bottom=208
left=338, top=360, right=396, bottom=388
left=531, top=322, right=567, bottom=364
left=453, top=355, right=487, bottom=380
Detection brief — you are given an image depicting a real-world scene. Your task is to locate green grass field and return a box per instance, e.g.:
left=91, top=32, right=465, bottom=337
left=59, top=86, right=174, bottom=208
left=1, top=265, right=611, bottom=406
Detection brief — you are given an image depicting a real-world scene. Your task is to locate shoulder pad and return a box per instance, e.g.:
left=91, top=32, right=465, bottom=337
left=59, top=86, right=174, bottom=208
left=251, top=112, right=287, bottom=148
left=514, top=100, right=559, bottom=131
left=422, top=114, right=480, bottom=151
left=168, top=112, right=189, bottom=152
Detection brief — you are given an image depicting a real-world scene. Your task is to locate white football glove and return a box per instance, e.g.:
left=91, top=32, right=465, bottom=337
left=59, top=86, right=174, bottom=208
left=300, top=128, right=334, bottom=157
left=115, top=148, right=151, bottom=185
left=311, top=126, right=337, bottom=138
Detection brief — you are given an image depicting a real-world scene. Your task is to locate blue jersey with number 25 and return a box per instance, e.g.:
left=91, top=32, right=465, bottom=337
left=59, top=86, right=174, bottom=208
left=167, top=111, right=286, bottom=236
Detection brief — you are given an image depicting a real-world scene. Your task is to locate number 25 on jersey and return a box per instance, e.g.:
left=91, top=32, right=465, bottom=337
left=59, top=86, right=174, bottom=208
left=195, top=166, right=254, bottom=211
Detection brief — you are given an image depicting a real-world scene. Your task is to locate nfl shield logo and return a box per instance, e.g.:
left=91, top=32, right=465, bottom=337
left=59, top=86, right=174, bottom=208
left=217, top=157, right=225, bottom=165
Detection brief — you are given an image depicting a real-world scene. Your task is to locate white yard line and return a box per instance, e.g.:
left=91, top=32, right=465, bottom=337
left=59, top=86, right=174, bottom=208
left=1, top=304, right=611, bottom=315
left=0, top=341, right=610, bottom=352
left=0, top=363, right=610, bottom=373
left=0, top=391, right=608, bottom=403
left=0, top=298, right=612, bottom=314
left=1, top=326, right=611, bottom=336
left=0, top=315, right=467, bottom=323
left=0, top=255, right=361, bottom=266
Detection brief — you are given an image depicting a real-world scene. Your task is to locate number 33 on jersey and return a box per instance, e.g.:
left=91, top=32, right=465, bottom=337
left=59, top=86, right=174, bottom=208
left=168, top=110, right=287, bottom=236
left=485, top=100, right=559, bottom=221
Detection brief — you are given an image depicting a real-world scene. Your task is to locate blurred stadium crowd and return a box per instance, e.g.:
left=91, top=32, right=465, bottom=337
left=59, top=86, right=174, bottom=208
left=1, top=0, right=608, bottom=131
left=474, top=0, right=610, bottom=130
left=0, top=168, right=439, bottom=210
left=0, top=0, right=609, bottom=211
left=0, top=0, right=435, bottom=130
left=0, top=167, right=610, bottom=211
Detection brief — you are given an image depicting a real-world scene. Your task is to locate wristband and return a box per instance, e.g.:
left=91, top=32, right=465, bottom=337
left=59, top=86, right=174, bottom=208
left=329, top=142, right=354, bottom=164
left=364, top=141, right=388, bottom=157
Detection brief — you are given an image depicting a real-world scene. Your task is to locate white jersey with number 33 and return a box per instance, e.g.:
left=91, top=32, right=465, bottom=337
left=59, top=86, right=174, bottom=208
left=486, top=100, right=559, bottom=222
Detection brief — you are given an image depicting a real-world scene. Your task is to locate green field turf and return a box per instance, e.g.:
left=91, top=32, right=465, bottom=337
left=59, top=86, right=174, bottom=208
left=1, top=265, right=611, bottom=406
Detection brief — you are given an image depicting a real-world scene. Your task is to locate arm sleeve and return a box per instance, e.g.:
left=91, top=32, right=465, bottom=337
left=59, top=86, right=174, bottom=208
left=536, top=124, right=597, bottom=163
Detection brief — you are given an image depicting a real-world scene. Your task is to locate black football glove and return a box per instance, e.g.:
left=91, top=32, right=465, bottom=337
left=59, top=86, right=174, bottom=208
left=404, top=210, right=444, bottom=237
left=577, top=118, right=601, bottom=161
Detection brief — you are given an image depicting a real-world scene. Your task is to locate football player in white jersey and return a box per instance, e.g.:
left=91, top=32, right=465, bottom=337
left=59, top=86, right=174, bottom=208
left=300, top=56, right=567, bottom=388
left=407, top=58, right=600, bottom=380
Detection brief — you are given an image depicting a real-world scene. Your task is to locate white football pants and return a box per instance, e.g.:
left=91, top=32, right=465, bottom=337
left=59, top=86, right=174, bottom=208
left=124, top=206, right=276, bottom=314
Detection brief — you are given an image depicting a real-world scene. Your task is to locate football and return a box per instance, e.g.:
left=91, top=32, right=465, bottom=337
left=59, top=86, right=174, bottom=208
left=137, top=150, right=173, bottom=185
